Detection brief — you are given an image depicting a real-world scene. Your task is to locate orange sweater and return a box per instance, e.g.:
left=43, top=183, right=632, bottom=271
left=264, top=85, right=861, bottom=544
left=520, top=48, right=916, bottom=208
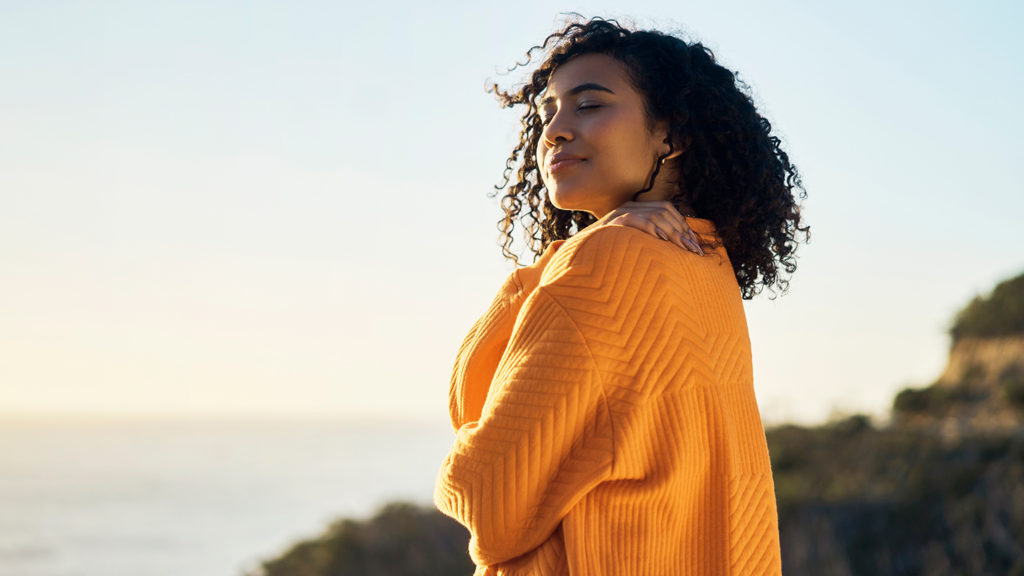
left=434, top=218, right=782, bottom=575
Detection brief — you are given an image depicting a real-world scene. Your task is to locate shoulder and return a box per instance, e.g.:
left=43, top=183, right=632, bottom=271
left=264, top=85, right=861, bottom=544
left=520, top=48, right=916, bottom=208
left=538, top=224, right=682, bottom=289
left=532, top=225, right=704, bottom=321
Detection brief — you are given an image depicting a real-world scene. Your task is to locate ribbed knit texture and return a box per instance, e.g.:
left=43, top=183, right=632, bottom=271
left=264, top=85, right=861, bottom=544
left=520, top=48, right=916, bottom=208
left=435, top=218, right=782, bottom=575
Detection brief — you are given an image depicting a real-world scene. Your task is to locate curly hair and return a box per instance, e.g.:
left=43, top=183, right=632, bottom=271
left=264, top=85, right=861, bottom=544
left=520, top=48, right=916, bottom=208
left=489, top=15, right=810, bottom=299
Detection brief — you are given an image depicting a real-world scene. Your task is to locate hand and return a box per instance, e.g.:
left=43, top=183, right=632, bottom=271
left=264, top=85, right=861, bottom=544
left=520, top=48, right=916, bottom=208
left=594, top=201, right=704, bottom=255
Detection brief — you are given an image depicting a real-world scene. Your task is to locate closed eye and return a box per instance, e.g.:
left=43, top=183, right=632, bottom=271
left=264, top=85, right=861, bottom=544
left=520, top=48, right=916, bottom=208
left=539, top=102, right=604, bottom=126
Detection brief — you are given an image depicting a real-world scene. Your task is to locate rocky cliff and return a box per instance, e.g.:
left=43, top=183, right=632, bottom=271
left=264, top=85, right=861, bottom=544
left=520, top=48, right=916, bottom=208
left=893, top=272, right=1024, bottom=439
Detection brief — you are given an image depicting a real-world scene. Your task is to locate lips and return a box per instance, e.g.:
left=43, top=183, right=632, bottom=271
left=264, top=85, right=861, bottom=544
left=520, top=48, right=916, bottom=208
left=548, top=153, right=585, bottom=174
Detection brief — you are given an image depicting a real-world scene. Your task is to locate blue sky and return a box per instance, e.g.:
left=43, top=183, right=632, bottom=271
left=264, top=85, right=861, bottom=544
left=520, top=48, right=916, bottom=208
left=2, top=0, right=1021, bottom=424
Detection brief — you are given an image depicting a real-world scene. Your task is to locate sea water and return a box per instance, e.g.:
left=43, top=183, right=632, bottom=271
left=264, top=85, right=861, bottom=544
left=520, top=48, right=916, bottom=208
left=0, top=416, right=456, bottom=576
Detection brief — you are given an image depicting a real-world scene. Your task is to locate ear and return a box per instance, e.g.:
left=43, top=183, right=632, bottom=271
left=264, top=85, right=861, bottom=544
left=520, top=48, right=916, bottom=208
left=661, top=136, right=686, bottom=160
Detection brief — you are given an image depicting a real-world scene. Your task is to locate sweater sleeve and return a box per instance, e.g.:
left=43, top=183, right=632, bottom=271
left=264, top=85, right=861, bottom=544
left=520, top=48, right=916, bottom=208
left=433, top=285, right=615, bottom=567
left=448, top=239, right=569, bottom=432
left=447, top=272, right=523, bottom=432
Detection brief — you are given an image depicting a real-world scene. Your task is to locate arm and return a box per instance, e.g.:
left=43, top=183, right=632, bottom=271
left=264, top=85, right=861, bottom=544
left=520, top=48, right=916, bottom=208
left=434, top=286, right=615, bottom=566
left=447, top=272, right=524, bottom=431
left=448, top=239, right=568, bottom=431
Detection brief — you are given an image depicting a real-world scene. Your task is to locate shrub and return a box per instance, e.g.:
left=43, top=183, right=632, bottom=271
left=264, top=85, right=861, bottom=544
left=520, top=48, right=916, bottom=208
left=892, top=385, right=983, bottom=415
left=950, top=271, right=1024, bottom=343
left=1000, top=366, right=1024, bottom=408
left=893, top=387, right=936, bottom=414
left=250, top=502, right=473, bottom=576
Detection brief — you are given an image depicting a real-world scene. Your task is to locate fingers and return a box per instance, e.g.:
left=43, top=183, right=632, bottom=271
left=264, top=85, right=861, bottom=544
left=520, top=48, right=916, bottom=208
left=655, top=202, right=703, bottom=255
left=681, top=232, right=704, bottom=255
left=607, top=214, right=703, bottom=256
left=646, top=210, right=691, bottom=252
left=597, top=201, right=704, bottom=256
left=652, top=201, right=701, bottom=251
left=635, top=203, right=704, bottom=256
left=676, top=218, right=704, bottom=256
left=654, top=200, right=686, bottom=230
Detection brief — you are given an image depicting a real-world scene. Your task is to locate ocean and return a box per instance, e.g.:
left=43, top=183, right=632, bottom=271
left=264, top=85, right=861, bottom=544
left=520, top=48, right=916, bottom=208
left=0, top=416, right=456, bottom=576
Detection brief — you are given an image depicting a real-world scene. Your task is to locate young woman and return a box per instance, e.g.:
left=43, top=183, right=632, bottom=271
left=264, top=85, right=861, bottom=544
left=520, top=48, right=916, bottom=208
left=435, top=16, right=809, bottom=576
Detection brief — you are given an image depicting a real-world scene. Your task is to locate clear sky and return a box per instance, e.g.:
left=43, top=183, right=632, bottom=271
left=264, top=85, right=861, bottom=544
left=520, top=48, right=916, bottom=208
left=2, top=0, right=1021, bottom=425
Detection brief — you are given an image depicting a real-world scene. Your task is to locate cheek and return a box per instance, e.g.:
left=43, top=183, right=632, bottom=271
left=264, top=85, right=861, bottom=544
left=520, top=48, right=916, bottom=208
left=535, top=146, right=549, bottom=183
left=593, top=118, right=649, bottom=167
left=596, top=136, right=650, bottom=180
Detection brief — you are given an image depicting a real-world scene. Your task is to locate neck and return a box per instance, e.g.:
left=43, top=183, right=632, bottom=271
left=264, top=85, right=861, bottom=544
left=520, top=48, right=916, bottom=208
left=633, top=178, right=697, bottom=218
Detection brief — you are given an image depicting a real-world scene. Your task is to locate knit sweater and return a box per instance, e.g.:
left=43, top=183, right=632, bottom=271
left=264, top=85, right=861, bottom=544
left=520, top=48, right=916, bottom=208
left=434, top=218, right=782, bottom=575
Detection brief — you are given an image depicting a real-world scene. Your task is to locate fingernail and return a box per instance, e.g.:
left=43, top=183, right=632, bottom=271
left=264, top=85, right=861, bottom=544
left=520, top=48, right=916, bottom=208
left=690, top=234, right=705, bottom=255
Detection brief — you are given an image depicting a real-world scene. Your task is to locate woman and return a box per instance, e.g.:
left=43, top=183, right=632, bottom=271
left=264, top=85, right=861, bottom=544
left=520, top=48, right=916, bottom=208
left=435, top=16, right=808, bottom=576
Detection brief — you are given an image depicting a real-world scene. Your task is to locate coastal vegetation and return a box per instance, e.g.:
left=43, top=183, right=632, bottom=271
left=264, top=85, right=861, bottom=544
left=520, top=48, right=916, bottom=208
left=249, top=502, right=474, bottom=576
left=950, top=272, right=1024, bottom=343
left=769, top=416, right=1024, bottom=575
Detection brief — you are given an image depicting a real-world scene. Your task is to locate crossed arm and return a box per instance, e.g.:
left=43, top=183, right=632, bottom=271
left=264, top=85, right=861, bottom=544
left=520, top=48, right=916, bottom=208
left=434, top=287, right=615, bottom=566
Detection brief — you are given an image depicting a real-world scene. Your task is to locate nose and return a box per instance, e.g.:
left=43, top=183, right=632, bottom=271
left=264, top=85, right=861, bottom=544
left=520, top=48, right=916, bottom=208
left=540, top=108, right=573, bottom=147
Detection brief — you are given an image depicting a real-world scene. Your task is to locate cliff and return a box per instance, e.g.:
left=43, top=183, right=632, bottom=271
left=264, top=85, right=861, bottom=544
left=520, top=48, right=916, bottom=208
left=893, top=272, right=1024, bottom=439
left=774, top=270, right=1024, bottom=574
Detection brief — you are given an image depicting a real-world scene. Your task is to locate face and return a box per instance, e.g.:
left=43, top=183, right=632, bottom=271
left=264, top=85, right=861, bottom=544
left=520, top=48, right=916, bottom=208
left=536, top=53, right=671, bottom=219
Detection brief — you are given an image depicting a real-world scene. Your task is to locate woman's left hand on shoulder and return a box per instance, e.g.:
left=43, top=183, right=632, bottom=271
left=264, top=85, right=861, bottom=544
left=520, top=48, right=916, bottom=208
left=594, top=201, right=704, bottom=255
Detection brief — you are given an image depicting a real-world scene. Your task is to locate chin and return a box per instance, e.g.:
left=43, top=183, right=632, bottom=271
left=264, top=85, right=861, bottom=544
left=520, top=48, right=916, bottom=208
left=549, top=187, right=596, bottom=214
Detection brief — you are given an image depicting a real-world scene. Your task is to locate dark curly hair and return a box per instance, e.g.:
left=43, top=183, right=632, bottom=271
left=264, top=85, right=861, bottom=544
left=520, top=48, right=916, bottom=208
left=489, top=15, right=810, bottom=299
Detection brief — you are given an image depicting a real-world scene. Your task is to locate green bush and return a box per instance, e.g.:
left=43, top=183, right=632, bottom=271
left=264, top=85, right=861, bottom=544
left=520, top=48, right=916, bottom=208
left=960, top=363, right=988, bottom=388
left=892, top=383, right=988, bottom=415
left=765, top=423, right=1024, bottom=575
left=893, top=387, right=932, bottom=413
left=892, top=386, right=960, bottom=414
left=250, top=502, right=473, bottom=576
left=1000, top=366, right=1024, bottom=408
left=950, top=271, right=1024, bottom=342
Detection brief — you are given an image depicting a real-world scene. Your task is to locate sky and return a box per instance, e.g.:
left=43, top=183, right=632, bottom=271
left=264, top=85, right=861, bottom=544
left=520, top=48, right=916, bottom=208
left=1, top=0, right=1021, bottom=426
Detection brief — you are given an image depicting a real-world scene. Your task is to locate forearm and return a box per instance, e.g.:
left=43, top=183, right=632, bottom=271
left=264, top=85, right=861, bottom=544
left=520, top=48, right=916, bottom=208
left=436, top=288, right=615, bottom=566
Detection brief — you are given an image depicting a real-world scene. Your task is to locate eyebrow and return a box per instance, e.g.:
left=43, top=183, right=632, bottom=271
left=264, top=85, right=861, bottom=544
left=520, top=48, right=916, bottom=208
left=539, top=82, right=615, bottom=106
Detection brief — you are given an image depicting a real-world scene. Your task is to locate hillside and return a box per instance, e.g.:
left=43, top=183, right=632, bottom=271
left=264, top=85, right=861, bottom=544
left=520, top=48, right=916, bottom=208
left=893, top=272, right=1024, bottom=439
